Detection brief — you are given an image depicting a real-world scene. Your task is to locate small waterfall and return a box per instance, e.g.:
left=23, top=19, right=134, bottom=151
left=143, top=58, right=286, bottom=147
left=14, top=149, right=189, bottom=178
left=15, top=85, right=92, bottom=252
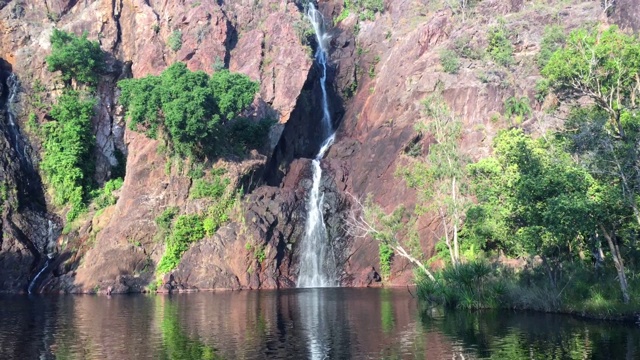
left=297, top=4, right=338, bottom=288
left=28, top=221, right=56, bottom=294
left=5, top=74, right=30, bottom=166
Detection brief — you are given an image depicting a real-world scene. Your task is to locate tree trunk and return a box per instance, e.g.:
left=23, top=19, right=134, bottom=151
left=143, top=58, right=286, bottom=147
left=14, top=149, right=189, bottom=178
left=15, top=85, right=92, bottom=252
left=452, top=177, right=460, bottom=265
left=599, top=225, right=631, bottom=304
left=393, top=244, right=436, bottom=281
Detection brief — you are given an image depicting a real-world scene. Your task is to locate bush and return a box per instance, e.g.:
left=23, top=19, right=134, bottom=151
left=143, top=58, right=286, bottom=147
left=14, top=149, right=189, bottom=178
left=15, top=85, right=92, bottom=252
left=503, top=96, right=532, bottom=121
left=41, top=91, right=96, bottom=221
left=156, top=206, right=179, bottom=234
left=378, top=243, right=393, bottom=278
left=156, top=214, right=205, bottom=274
left=46, top=29, right=104, bottom=86
left=344, top=0, right=384, bottom=22
left=167, top=30, right=182, bottom=52
left=118, top=63, right=260, bottom=158
left=440, top=49, right=461, bottom=74
left=453, top=35, right=483, bottom=60
left=225, top=118, right=276, bottom=154
left=91, top=178, right=123, bottom=209
left=190, top=170, right=229, bottom=200
left=487, top=22, right=513, bottom=67
left=537, top=25, right=565, bottom=70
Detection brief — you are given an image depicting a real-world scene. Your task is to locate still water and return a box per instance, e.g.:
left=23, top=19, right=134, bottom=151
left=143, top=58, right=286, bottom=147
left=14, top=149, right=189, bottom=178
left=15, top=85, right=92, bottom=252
left=0, top=288, right=638, bottom=359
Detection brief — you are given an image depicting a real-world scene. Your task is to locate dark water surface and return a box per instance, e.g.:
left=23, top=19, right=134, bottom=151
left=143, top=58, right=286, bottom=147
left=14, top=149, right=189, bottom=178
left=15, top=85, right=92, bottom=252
left=0, top=288, right=638, bottom=359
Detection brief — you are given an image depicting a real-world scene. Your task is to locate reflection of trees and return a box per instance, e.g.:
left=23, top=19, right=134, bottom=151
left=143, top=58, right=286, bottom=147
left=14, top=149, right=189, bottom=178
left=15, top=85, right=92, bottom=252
left=419, top=309, right=640, bottom=359
left=155, top=297, right=222, bottom=360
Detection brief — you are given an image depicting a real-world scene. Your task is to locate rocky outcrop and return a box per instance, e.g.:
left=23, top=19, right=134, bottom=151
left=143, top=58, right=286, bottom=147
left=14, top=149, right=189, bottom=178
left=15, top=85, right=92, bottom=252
left=322, top=0, right=604, bottom=284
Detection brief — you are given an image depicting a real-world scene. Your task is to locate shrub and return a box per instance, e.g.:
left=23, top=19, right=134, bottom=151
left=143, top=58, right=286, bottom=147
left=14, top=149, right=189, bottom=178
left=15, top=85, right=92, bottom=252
left=537, top=25, right=565, bottom=70
left=91, top=178, right=123, bottom=209
left=168, top=30, right=182, bottom=52
left=41, top=91, right=96, bottom=221
left=156, top=206, right=179, bottom=234
left=118, top=63, right=260, bottom=158
left=156, top=214, right=205, bottom=274
left=190, top=174, right=229, bottom=199
left=343, top=0, right=384, bottom=22
left=487, top=21, right=513, bottom=67
left=440, top=49, right=461, bottom=74
left=225, top=118, right=276, bottom=153
left=46, top=29, right=104, bottom=86
left=454, top=35, right=483, bottom=60
left=503, top=96, right=531, bottom=123
left=378, top=242, right=393, bottom=278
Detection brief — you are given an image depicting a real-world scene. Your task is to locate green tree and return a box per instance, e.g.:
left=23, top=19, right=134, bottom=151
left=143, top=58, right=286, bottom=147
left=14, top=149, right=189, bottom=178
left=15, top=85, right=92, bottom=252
left=466, top=129, right=632, bottom=302
left=45, top=29, right=104, bottom=86
left=398, top=91, right=469, bottom=267
left=487, top=20, right=513, bottom=67
left=118, top=63, right=260, bottom=158
left=541, top=25, right=640, bottom=302
left=41, top=91, right=96, bottom=220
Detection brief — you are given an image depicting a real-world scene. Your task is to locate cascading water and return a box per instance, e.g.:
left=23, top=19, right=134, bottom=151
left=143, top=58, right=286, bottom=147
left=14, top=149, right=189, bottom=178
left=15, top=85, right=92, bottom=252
left=296, top=4, right=338, bottom=288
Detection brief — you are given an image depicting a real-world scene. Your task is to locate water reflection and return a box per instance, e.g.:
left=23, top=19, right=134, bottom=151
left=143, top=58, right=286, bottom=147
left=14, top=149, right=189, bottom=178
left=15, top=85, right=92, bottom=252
left=0, top=289, right=637, bottom=359
left=420, top=308, right=640, bottom=359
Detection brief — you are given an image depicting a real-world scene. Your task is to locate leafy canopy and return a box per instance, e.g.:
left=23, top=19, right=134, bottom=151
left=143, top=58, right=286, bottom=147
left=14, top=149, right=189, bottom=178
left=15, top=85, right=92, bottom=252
left=542, top=25, right=640, bottom=135
left=118, top=63, right=261, bottom=158
left=46, top=29, right=104, bottom=86
left=41, top=91, right=96, bottom=221
left=465, top=129, right=602, bottom=259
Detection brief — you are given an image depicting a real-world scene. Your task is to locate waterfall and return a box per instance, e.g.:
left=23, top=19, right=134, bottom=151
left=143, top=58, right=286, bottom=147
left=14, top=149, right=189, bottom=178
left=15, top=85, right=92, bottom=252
left=297, top=4, right=338, bottom=288
left=28, top=220, right=56, bottom=295
left=5, top=73, right=30, bottom=166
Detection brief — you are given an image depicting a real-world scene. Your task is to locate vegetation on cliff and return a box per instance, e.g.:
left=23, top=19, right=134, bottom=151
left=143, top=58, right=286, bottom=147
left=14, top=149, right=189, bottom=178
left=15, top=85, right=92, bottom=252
left=353, top=24, right=640, bottom=317
left=46, top=29, right=104, bottom=87
left=39, top=29, right=129, bottom=223
left=41, top=91, right=96, bottom=221
left=118, top=62, right=269, bottom=159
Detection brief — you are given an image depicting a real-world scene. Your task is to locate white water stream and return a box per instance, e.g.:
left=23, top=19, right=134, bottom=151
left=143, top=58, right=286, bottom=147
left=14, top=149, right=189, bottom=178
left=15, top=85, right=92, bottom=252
left=296, top=4, right=338, bottom=288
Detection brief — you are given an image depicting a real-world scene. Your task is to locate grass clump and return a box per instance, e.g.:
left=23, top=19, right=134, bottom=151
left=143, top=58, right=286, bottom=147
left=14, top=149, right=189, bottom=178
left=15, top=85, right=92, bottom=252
left=537, top=25, right=565, bottom=69
left=168, top=30, right=182, bottom=52
left=440, top=49, right=461, bottom=74
left=156, top=214, right=205, bottom=274
left=487, top=20, right=513, bottom=67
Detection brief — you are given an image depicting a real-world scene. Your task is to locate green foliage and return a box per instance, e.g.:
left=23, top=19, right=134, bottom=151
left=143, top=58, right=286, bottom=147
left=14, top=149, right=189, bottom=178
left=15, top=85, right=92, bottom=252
left=439, top=49, right=460, bottom=74
left=41, top=91, right=96, bottom=221
left=168, top=30, right=183, bottom=52
left=224, top=118, right=275, bottom=154
left=190, top=170, right=229, bottom=200
left=503, top=96, right=531, bottom=123
left=90, top=178, right=123, bottom=209
left=537, top=25, right=565, bottom=69
left=343, top=0, right=384, bottom=22
left=465, top=129, right=616, bottom=267
left=418, top=261, right=640, bottom=317
left=534, top=78, right=551, bottom=103
left=541, top=25, right=640, bottom=134
left=156, top=206, right=179, bottom=234
left=46, top=29, right=104, bottom=86
left=156, top=214, right=205, bottom=274
left=378, top=242, right=393, bottom=278
left=417, top=261, right=502, bottom=309
left=453, top=35, right=483, bottom=60
left=487, top=21, right=514, bottom=67
left=335, top=3, right=350, bottom=23
left=118, top=63, right=260, bottom=158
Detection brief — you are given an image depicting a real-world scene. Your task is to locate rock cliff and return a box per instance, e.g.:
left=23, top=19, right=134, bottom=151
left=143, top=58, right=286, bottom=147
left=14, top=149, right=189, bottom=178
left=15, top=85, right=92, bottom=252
left=0, top=0, right=637, bottom=292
